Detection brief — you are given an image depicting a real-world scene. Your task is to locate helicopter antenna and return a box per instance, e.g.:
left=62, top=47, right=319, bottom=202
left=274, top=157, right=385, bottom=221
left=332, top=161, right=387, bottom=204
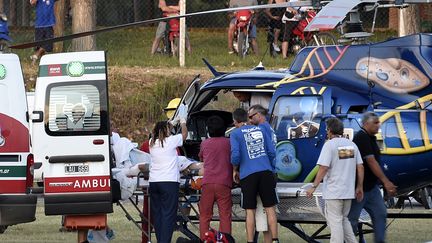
left=259, top=44, right=269, bottom=65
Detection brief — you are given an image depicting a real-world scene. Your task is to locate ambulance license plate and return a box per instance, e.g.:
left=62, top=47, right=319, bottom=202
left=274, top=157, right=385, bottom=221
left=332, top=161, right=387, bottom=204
left=65, top=163, right=89, bottom=174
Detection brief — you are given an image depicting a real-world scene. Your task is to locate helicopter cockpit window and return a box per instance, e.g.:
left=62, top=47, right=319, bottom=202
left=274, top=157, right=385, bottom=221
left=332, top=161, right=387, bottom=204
left=202, top=90, right=240, bottom=111
left=271, top=96, right=323, bottom=140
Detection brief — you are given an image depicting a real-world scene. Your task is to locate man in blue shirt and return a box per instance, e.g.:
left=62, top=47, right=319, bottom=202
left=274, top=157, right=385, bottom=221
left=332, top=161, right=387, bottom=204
left=248, top=104, right=277, bottom=170
left=230, top=108, right=279, bottom=243
left=30, top=0, right=56, bottom=64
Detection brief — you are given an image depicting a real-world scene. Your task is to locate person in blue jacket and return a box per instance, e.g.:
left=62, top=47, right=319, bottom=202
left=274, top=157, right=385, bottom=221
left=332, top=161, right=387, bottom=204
left=30, top=0, right=56, bottom=64
left=230, top=108, right=279, bottom=243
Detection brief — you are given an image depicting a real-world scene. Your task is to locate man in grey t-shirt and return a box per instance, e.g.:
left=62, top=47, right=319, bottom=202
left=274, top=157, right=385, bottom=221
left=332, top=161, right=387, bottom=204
left=307, top=118, right=364, bottom=243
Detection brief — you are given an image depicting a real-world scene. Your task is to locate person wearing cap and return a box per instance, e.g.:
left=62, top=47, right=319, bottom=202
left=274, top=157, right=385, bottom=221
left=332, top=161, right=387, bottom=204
left=164, top=98, right=181, bottom=119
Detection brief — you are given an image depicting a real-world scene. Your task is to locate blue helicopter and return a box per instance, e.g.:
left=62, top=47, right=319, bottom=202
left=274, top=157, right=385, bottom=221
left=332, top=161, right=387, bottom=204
left=175, top=33, right=432, bottom=200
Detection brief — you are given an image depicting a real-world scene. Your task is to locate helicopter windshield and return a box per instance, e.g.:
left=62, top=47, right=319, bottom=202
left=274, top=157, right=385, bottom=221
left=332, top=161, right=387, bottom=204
left=271, top=96, right=323, bottom=141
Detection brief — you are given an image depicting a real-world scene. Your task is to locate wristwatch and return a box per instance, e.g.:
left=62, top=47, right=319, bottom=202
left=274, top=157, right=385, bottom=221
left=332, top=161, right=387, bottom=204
left=311, top=184, right=318, bottom=189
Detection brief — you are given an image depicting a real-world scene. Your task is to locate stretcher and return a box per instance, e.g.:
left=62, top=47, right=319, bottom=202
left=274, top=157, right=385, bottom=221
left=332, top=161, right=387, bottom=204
left=110, top=142, right=370, bottom=242
left=114, top=175, right=357, bottom=243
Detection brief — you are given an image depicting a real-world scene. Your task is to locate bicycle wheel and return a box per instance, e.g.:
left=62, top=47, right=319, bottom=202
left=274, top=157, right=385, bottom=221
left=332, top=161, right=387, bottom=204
left=307, top=32, right=337, bottom=47
left=238, top=32, right=247, bottom=58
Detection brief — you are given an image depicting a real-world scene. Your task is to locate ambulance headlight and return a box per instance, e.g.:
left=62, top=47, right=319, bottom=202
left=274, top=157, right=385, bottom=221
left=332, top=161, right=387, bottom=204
left=67, top=61, right=85, bottom=77
left=0, top=64, right=6, bottom=80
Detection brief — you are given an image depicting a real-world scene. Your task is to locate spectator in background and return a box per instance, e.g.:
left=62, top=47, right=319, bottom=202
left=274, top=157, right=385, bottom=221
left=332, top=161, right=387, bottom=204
left=151, top=0, right=191, bottom=55
left=265, top=0, right=286, bottom=53
left=230, top=108, right=279, bottom=243
left=281, top=0, right=299, bottom=59
left=228, top=0, right=259, bottom=55
left=306, top=117, right=364, bottom=243
left=198, top=116, right=233, bottom=240
left=30, top=0, right=56, bottom=65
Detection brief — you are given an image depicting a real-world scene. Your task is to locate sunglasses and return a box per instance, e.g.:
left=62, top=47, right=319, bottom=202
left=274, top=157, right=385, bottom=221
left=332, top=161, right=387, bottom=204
left=248, top=112, right=258, bottom=119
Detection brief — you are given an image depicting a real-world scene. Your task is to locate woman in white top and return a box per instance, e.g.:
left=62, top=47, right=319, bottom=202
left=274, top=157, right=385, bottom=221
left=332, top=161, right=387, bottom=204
left=149, top=119, right=187, bottom=243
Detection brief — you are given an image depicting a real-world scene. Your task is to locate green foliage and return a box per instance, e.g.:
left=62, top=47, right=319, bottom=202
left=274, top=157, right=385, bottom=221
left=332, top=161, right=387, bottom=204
left=421, top=21, right=432, bottom=33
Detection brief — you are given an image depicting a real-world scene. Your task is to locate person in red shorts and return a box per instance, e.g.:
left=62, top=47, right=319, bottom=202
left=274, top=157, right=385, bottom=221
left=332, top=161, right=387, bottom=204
left=198, top=115, right=233, bottom=240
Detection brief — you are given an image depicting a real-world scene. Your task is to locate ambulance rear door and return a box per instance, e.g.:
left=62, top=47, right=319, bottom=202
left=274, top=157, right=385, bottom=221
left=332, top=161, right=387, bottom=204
left=32, top=51, right=112, bottom=215
left=0, top=53, right=36, bottom=229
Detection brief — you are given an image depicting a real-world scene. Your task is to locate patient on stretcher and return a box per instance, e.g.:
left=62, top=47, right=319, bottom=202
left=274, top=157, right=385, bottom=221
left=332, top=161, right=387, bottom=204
left=110, top=132, right=203, bottom=200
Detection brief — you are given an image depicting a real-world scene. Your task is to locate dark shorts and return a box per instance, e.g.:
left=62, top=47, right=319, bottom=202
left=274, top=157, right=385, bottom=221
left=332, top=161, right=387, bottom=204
left=283, top=21, right=298, bottom=42
left=269, top=19, right=282, bottom=30
left=35, top=27, right=54, bottom=52
left=240, top=170, right=278, bottom=209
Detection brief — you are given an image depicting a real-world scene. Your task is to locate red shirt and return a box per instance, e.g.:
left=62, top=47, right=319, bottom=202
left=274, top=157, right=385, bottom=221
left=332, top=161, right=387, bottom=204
left=199, top=137, right=233, bottom=188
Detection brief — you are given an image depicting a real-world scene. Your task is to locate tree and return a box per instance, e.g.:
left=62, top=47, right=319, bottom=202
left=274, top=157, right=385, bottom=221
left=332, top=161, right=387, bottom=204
left=9, top=0, right=16, bottom=26
left=21, top=0, right=30, bottom=27
left=71, top=0, right=96, bottom=51
left=399, top=5, right=421, bottom=36
left=54, top=0, right=68, bottom=52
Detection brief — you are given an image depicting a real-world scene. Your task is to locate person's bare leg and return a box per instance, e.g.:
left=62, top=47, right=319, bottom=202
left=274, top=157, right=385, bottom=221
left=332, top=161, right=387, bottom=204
left=246, top=209, right=256, bottom=242
left=282, top=41, right=288, bottom=59
left=151, top=37, right=161, bottom=55
left=36, top=48, right=46, bottom=59
left=251, top=38, right=259, bottom=55
left=228, top=23, right=235, bottom=52
left=77, top=229, right=88, bottom=243
left=265, top=206, right=278, bottom=240
left=274, top=28, right=281, bottom=47
left=263, top=231, right=272, bottom=243
left=186, top=38, right=192, bottom=54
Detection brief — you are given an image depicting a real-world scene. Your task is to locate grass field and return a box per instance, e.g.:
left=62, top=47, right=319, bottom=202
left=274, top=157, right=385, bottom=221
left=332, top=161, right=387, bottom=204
left=1, top=201, right=431, bottom=243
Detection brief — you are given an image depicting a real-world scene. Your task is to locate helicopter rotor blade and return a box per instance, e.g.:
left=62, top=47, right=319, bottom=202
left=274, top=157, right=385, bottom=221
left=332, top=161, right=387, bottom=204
left=10, top=1, right=313, bottom=50
left=304, top=0, right=377, bottom=31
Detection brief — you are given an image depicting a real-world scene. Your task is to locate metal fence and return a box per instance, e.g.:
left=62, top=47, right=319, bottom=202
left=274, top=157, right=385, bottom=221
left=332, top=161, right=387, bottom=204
left=2, top=0, right=432, bottom=66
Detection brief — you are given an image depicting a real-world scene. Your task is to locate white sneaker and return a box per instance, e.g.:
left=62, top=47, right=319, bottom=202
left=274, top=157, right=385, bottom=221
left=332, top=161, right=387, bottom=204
left=272, top=43, right=281, bottom=52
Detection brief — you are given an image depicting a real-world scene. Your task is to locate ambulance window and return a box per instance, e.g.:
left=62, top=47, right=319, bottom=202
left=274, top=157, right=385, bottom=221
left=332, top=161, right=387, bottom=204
left=271, top=96, right=323, bottom=140
left=46, top=83, right=106, bottom=135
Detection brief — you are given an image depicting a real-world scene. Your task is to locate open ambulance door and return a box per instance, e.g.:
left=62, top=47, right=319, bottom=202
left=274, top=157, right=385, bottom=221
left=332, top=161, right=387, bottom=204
left=32, top=51, right=112, bottom=215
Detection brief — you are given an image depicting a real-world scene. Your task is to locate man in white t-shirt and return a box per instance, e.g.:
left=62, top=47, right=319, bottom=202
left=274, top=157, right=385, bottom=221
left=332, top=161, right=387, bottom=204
left=307, top=117, right=364, bottom=243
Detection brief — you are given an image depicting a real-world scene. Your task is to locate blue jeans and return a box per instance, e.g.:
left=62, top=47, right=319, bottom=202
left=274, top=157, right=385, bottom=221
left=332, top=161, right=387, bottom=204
left=348, top=185, right=387, bottom=243
left=150, top=182, right=179, bottom=243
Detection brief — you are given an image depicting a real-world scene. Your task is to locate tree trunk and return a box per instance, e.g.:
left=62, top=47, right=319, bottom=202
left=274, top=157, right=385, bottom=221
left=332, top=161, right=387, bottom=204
left=9, top=0, right=16, bottom=26
left=399, top=5, right=421, bottom=36
left=53, top=0, right=67, bottom=52
left=71, top=0, right=96, bottom=51
left=21, top=0, right=30, bottom=26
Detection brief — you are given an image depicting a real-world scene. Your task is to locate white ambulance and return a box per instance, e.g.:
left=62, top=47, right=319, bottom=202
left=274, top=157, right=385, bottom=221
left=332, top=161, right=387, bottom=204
left=32, top=51, right=113, bottom=215
left=0, top=54, right=37, bottom=233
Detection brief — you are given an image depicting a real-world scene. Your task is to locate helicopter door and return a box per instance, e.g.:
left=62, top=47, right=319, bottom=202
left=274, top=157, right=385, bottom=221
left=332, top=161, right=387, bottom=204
left=32, top=51, right=112, bottom=215
left=172, top=75, right=201, bottom=119
left=270, top=86, right=332, bottom=182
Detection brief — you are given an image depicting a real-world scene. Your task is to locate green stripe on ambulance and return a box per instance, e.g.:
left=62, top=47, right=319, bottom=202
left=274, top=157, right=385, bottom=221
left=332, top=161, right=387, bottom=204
left=39, top=61, right=106, bottom=77
left=0, top=166, right=26, bottom=178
